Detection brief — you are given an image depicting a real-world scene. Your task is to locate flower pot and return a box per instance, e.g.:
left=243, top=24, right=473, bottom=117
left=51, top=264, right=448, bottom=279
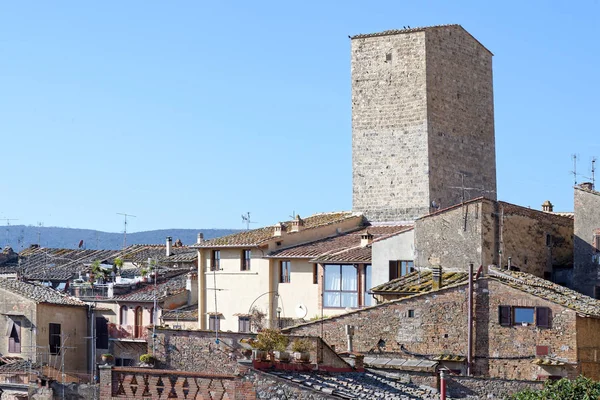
left=252, top=349, right=268, bottom=361
left=101, top=355, right=113, bottom=365
left=274, top=351, right=290, bottom=363
left=293, top=352, right=310, bottom=363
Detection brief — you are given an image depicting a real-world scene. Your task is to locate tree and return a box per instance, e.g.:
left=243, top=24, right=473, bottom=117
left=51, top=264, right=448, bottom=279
left=509, top=376, right=600, bottom=400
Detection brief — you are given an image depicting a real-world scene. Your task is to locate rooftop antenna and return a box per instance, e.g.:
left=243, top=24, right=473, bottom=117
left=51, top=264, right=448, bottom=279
left=116, top=213, right=136, bottom=249
left=582, top=157, right=597, bottom=190
left=571, top=154, right=578, bottom=186
left=2, top=218, right=18, bottom=246
left=289, top=210, right=296, bottom=219
left=241, top=212, right=256, bottom=230
left=37, top=222, right=43, bottom=246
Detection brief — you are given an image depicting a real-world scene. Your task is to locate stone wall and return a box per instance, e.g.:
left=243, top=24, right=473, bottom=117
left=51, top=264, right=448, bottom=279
left=572, top=186, right=600, bottom=297
left=445, top=375, right=543, bottom=399
left=352, top=26, right=496, bottom=222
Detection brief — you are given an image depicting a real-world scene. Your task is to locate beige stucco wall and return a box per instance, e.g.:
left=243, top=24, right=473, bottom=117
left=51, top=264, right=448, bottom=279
left=273, top=259, right=319, bottom=322
left=0, top=289, right=37, bottom=360
left=371, top=230, right=415, bottom=288
left=36, top=303, right=89, bottom=374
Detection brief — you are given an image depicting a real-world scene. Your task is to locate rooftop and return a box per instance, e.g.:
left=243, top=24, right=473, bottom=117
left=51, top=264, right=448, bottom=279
left=0, top=279, right=86, bottom=307
left=112, top=272, right=189, bottom=302
left=162, top=304, right=198, bottom=321
left=193, top=212, right=363, bottom=248
left=371, top=270, right=469, bottom=295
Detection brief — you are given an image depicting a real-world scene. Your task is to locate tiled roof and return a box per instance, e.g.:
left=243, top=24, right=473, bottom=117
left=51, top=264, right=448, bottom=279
left=488, top=267, right=600, bottom=318
left=163, top=251, right=198, bottom=263
left=118, top=244, right=193, bottom=263
left=112, top=273, right=188, bottom=302
left=0, top=360, right=37, bottom=373
left=162, top=305, right=198, bottom=321
left=193, top=212, right=363, bottom=248
left=351, top=24, right=460, bottom=39
left=0, top=279, right=86, bottom=306
left=270, top=225, right=411, bottom=260
left=312, top=246, right=373, bottom=263
left=371, top=270, right=469, bottom=294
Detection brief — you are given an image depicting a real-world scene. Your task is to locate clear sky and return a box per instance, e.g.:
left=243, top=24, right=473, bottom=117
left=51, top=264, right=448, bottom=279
left=1, top=1, right=598, bottom=233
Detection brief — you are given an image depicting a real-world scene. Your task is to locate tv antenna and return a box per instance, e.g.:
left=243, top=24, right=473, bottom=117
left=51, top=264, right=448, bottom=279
left=117, top=213, right=136, bottom=249
left=241, top=212, right=256, bottom=230
left=571, top=154, right=579, bottom=186
left=289, top=210, right=296, bottom=219
left=37, top=222, right=44, bottom=246
left=2, top=218, right=18, bottom=246
left=583, top=157, right=597, bottom=190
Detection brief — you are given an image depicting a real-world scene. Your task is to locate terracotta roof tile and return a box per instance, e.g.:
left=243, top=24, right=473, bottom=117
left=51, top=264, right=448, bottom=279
left=162, top=305, right=198, bottom=321
left=112, top=273, right=188, bottom=302
left=371, top=270, right=469, bottom=294
left=0, top=279, right=86, bottom=306
left=351, top=24, right=460, bottom=39
left=193, top=212, right=363, bottom=248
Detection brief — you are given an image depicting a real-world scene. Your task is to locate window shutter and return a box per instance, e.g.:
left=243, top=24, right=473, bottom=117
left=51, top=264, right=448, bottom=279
left=6, top=318, right=14, bottom=336
left=389, top=261, right=398, bottom=280
left=536, top=307, right=550, bottom=328
left=499, top=306, right=511, bottom=326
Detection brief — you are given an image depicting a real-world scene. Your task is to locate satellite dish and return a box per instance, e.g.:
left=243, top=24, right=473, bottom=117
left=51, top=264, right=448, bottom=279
left=295, top=303, right=308, bottom=319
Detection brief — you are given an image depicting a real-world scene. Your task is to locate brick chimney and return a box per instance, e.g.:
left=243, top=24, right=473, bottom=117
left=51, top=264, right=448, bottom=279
left=273, top=222, right=285, bottom=237
left=197, top=233, right=204, bottom=244
left=360, top=231, right=374, bottom=247
left=541, top=200, right=553, bottom=212
left=166, top=236, right=173, bottom=257
left=431, top=266, right=443, bottom=290
left=290, top=215, right=304, bottom=233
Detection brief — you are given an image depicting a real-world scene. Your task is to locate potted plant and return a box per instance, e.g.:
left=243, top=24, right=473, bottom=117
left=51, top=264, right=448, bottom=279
left=101, top=353, right=114, bottom=364
left=291, top=338, right=312, bottom=363
left=139, top=353, right=156, bottom=367
left=252, top=329, right=288, bottom=362
left=273, top=335, right=290, bottom=362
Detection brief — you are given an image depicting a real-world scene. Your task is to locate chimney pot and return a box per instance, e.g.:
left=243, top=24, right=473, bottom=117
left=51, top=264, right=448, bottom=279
left=273, top=222, right=285, bottom=237
left=360, top=231, right=374, bottom=247
left=580, top=182, right=594, bottom=191
left=431, top=265, right=443, bottom=290
left=290, top=215, right=304, bottom=233
left=541, top=200, right=554, bottom=212
left=197, top=233, right=204, bottom=244
left=166, top=236, right=173, bottom=257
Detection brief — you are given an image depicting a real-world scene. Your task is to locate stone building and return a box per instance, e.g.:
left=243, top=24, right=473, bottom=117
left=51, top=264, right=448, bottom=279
left=352, top=25, right=496, bottom=222
left=414, top=198, right=573, bottom=279
left=285, top=266, right=600, bottom=381
left=572, top=183, right=600, bottom=298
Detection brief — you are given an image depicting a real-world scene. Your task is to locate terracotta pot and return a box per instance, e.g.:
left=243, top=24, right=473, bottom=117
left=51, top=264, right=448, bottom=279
left=274, top=351, right=290, bottom=362
left=252, top=350, right=268, bottom=361
left=293, top=352, right=310, bottom=363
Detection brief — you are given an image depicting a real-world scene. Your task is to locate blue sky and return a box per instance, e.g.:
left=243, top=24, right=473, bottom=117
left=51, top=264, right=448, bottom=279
left=1, top=1, right=598, bottom=233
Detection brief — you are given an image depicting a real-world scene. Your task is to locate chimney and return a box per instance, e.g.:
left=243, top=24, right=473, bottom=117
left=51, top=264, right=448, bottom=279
left=197, top=233, right=204, bottom=244
left=186, top=271, right=198, bottom=306
left=360, top=231, right=374, bottom=247
left=107, top=283, right=114, bottom=298
left=166, top=236, right=173, bottom=257
left=541, top=200, right=554, bottom=212
left=345, top=325, right=355, bottom=353
left=431, top=265, right=443, bottom=290
left=290, top=215, right=304, bottom=233
left=273, top=222, right=284, bottom=237
left=580, top=182, right=594, bottom=191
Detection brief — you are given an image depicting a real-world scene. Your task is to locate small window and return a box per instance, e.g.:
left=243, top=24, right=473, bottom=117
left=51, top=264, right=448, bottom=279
left=313, top=265, right=318, bottom=285
left=389, top=260, right=414, bottom=280
left=8, top=320, right=21, bottom=353
left=514, top=307, right=535, bottom=325
left=536, top=346, right=549, bottom=356
left=115, top=358, right=133, bottom=367
left=209, top=315, right=220, bottom=331
left=49, top=323, right=61, bottom=355
left=280, top=261, right=291, bottom=283
left=96, top=317, right=109, bottom=349
left=593, top=231, right=600, bottom=253
left=536, top=307, right=550, bottom=328
left=238, top=317, right=251, bottom=333
left=408, top=310, right=415, bottom=318
left=211, top=250, right=220, bottom=271
left=546, top=234, right=552, bottom=247
left=499, top=305, right=512, bottom=326
left=385, top=53, right=392, bottom=62
left=241, top=250, right=251, bottom=271
left=120, top=305, right=128, bottom=326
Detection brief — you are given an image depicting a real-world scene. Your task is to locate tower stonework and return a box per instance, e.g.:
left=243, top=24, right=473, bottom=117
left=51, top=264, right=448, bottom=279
left=351, top=25, right=497, bottom=222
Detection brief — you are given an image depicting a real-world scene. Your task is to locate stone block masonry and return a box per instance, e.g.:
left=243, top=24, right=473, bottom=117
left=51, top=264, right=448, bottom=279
left=352, top=25, right=496, bottom=222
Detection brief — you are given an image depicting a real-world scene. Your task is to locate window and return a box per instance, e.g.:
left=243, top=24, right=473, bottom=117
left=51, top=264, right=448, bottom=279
left=209, top=315, right=220, bottom=331
left=385, top=53, right=392, bottom=62
left=408, top=310, right=415, bottom=318
left=120, top=305, right=128, bottom=326
left=211, top=250, right=220, bottom=271
left=149, top=307, right=155, bottom=325
left=96, top=317, right=109, bottom=349
left=280, top=261, right=291, bottom=283
left=363, top=264, right=373, bottom=307
left=323, top=264, right=358, bottom=308
left=313, top=265, right=318, bottom=284
left=49, top=323, right=61, bottom=355
left=594, top=231, right=600, bottom=253
left=238, top=317, right=251, bottom=333
left=499, top=306, right=551, bottom=327
left=241, top=250, right=251, bottom=271
left=514, top=307, right=535, bottom=325
left=8, top=320, right=21, bottom=353
left=389, top=260, right=414, bottom=280
left=115, top=358, right=133, bottom=367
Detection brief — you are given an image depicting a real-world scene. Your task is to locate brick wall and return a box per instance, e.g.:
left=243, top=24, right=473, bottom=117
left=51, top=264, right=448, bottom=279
left=573, top=187, right=600, bottom=296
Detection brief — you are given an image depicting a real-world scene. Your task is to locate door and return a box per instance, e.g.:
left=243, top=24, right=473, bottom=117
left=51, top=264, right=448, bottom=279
left=134, top=307, right=143, bottom=338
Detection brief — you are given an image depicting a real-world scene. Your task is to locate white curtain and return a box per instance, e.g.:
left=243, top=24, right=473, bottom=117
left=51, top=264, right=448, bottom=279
left=341, top=265, right=357, bottom=291
left=325, top=265, right=341, bottom=290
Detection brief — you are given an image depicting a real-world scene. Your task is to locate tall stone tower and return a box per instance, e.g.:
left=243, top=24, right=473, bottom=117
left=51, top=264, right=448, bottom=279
left=351, top=25, right=496, bottom=222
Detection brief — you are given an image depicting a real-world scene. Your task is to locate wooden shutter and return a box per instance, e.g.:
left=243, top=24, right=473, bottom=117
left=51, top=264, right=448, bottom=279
left=499, top=306, right=512, bottom=326
left=389, top=261, right=399, bottom=280
left=8, top=321, right=21, bottom=353
left=536, top=307, right=550, bottom=328
left=96, top=317, right=109, bottom=349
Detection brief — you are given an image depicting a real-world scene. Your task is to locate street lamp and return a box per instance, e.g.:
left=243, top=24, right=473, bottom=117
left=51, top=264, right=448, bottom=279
left=276, top=307, right=282, bottom=329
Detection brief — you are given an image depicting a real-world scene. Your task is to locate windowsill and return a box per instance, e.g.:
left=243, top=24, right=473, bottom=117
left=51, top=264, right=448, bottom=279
left=205, top=271, right=258, bottom=275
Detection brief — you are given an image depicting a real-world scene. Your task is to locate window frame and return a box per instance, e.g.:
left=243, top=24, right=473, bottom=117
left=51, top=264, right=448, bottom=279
left=323, top=264, right=359, bottom=309
left=312, top=264, right=318, bottom=285
left=120, top=305, right=128, bottom=326
left=209, top=315, right=220, bottom=331
left=389, top=260, right=414, bottom=280
left=238, top=316, right=251, bottom=333
left=96, top=317, right=109, bottom=349
left=279, top=261, right=291, bottom=283
left=241, top=249, right=251, bottom=271
left=8, top=320, right=21, bottom=353
left=211, top=250, right=221, bottom=271
left=498, top=305, right=551, bottom=328
left=513, top=307, right=535, bottom=325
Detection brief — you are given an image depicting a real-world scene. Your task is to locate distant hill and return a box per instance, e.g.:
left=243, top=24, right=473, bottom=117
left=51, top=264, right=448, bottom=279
left=0, top=225, right=239, bottom=251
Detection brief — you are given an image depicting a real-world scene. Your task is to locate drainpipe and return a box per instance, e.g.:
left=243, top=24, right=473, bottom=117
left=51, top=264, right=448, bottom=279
left=467, top=263, right=473, bottom=376
left=440, top=369, right=446, bottom=400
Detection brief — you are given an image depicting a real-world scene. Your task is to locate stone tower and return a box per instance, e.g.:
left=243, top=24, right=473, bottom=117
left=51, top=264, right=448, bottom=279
left=351, top=25, right=497, bottom=222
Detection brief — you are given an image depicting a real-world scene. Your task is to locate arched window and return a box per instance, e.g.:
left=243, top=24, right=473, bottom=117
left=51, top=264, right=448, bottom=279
left=120, top=305, right=128, bottom=326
